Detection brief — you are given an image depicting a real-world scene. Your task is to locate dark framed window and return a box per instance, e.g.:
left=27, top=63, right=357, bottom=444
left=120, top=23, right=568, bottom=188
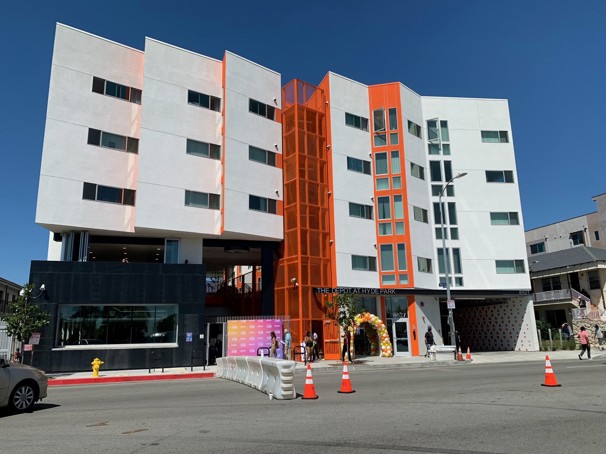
left=490, top=212, right=520, bottom=225
left=486, top=170, right=514, bottom=183
left=529, top=242, right=545, bottom=254
left=82, top=182, right=135, bottom=206
left=87, top=128, right=138, bottom=154
left=588, top=270, right=600, bottom=290
left=347, top=156, right=371, bottom=175
left=188, top=90, right=221, bottom=112
left=496, top=260, right=525, bottom=274
left=481, top=130, right=509, bottom=143
left=186, top=139, right=221, bottom=160
left=570, top=231, right=584, bottom=246
left=249, top=99, right=276, bottom=120
left=249, top=195, right=277, bottom=214
left=249, top=146, right=277, bottom=166
left=92, top=76, right=142, bottom=104
left=345, top=112, right=369, bottom=131
left=352, top=255, right=377, bottom=271
left=349, top=202, right=373, bottom=220
left=185, top=190, right=220, bottom=209
left=407, top=120, right=422, bottom=138
left=541, top=276, right=562, bottom=291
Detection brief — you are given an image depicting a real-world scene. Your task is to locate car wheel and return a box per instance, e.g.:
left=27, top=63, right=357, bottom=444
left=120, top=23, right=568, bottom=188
left=10, top=381, right=37, bottom=412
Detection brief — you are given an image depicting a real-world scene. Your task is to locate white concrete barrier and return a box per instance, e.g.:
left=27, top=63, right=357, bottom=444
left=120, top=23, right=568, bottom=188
left=429, top=345, right=456, bottom=362
left=216, top=356, right=296, bottom=399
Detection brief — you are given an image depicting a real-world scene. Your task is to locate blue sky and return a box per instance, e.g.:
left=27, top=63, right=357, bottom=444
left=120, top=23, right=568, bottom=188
left=1, top=1, right=604, bottom=285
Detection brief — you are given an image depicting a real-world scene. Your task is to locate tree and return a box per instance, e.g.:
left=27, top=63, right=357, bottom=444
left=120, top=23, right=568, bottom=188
left=324, top=293, right=359, bottom=329
left=4, top=284, right=50, bottom=346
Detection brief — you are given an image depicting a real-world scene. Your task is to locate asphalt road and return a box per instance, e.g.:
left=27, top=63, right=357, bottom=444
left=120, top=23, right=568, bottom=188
left=1, top=359, right=604, bottom=454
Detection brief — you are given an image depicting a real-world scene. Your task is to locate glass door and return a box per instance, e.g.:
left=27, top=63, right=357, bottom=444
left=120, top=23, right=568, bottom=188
left=392, top=317, right=410, bottom=356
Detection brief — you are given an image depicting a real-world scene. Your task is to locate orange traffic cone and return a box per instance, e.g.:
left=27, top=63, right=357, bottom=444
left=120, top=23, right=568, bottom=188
left=302, top=363, right=319, bottom=399
left=541, top=355, right=561, bottom=387
left=337, top=361, right=355, bottom=394
left=457, top=347, right=464, bottom=361
left=465, top=346, right=472, bottom=361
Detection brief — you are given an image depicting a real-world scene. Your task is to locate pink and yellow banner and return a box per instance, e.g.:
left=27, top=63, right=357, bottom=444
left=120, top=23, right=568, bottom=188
left=227, top=319, right=283, bottom=357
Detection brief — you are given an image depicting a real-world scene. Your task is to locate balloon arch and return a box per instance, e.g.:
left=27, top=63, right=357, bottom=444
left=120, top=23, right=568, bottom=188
left=354, top=312, right=393, bottom=357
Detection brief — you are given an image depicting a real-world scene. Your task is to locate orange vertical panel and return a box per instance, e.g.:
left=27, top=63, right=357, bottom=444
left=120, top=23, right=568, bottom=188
left=407, top=296, right=420, bottom=356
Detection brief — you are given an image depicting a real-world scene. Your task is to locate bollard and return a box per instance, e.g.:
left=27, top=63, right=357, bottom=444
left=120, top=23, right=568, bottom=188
left=91, top=358, right=104, bottom=377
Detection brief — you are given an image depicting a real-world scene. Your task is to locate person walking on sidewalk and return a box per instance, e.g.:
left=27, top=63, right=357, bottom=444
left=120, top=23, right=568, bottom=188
left=578, top=326, right=591, bottom=360
left=424, top=326, right=434, bottom=357
left=283, top=328, right=292, bottom=360
left=341, top=330, right=352, bottom=363
left=594, top=324, right=604, bottom=351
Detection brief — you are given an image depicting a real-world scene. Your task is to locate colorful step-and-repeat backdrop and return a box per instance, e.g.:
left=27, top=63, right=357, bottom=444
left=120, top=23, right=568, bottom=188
left=227, top=319, right=283, bottom=357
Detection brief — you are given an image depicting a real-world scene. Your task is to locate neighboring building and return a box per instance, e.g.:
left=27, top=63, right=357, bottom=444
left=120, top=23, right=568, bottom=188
left=31, top=24, right=537, bottom=372
left=0, top=277, right=21, bottom=315
left=529, top=246, right=606, bottom=329
left=525, top=193, right=606, bottom=256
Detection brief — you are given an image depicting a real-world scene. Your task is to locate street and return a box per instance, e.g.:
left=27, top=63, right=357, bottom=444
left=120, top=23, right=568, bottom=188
left=1, top=359, right=604, bottom=453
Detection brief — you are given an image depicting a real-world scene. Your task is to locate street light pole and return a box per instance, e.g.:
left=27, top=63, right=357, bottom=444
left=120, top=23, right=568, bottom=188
left=439, top=173, right=467, bottom=346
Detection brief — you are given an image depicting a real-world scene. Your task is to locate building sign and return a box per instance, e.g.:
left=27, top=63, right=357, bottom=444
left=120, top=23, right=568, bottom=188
left=227, top=319, right=283, bottom=357
left=314, top=287, right=401, bottom=295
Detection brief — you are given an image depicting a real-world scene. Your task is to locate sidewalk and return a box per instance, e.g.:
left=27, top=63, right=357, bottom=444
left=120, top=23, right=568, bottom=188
left=47, top=349, right=599, bottom=386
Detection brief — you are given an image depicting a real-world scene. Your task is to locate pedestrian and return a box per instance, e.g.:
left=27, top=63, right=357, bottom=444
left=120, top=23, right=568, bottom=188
left=269, top=331, right=278, bottom=358
left=561, top=323, right=571, bottom=341
left=304, top=331, right=314, bottom=362
left=283, top=328, right=292, bottom=360
left=312, top=330, right=319, bottom=361
left=424, top=326, right=434, bottom=357
left=577, top=326, right=591, bottom=360
left=594, top=324, right=604, bottom=351
left=341, top=330, right=352, bottom=363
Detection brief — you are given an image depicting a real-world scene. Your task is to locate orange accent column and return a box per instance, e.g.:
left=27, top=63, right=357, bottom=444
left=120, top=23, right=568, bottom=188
left=407, top=296, right=420, bottom=356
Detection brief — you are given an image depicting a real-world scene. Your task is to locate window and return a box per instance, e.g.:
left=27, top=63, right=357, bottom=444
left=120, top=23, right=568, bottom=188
left=595, top=231, right=600, bottom=241
left=92, top=77, right=142, bottom=104
left=490, top=212, right=519, bottom=225
left=570, top=231, right=584, bottom=246
left=376, top=178, right=389, bottom=190
left=529, top=242, right=545, bottom=254
left=407, top=120, right=422, bottom=138
left=433, top=202, right=445, bottom=225
left=373, top=109, right=386, bottom=132
left=187, top=139, right=221, bottom=160
left=411, top=163, right=425, bottom=180
left=347, top=157, right=371, bottom=175
left=185, top=190, right=220, bottom=209
left=432, top=185, right=454, bottom=197
left=485, top=170, right=514, bottom=183
left=249, top=99, right=275, bottom=120
left=188, top=90, right=221, bottom=112
left=417, top=257, right=432, bottom=273
left=392, top=177, right=402, bottom=189
left=377, top=196, right=391, bottom=220
left=395, top=222, right=405, bottom=234
left=349, top=202, right=373, bottom=220
left=393, top=195, right=403, bottom=219
left=57, top=304, right=177, bottom=346
left=88, top=128, right=138, bottom=154
left=496, top=260, right=525, bottom=274
left=82, top=182, right=135, bottom=206
left=413, top=206, right=428, bottom=223
left=379, top=222, right=392, bottom=235
left=375, top=153, right=388, bottom=175
left=374, top=134, right=387, bottom=147
left=448, top=203, right=458, bottom=225
left=542, top=276, right=562, bottom=292
left=430, top=161, right=442, bottom=182
left=380, top=244, right=394, bottom=271
left=450, top=228, right=459, bottom=240
left=427, top=120, right=449, bottom=142
left=388, top=108, right=398, bottom=130
left=390, top=151, right=400, bottom=174
left=352, top=255, right=377, bottom=271
left=165, top=239, right=179, bottom=264
left=389, top=133, right=399, bottom=145
left=481, top=130, right=509, bottom=143
left=444, top=161, right=452, bottom=182
left=452, top=248, right=462, bottom=274
left=249, top=146, right=277, bottom=166
left=249, top=195, right=277, bottom=214
left=345, top=112, right=369, bottom=131
left=588, top=270, right=600, bottom=290
left=396, top=244, right=407, bottom=271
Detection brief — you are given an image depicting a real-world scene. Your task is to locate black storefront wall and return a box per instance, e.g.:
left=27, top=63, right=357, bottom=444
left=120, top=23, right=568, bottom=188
left=28, top=261, right=206, bottom=373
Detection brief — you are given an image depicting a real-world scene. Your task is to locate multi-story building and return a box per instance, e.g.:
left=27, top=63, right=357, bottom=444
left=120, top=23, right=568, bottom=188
left=30, top=24, right=537, bottom=372
left=0, top=277, right=21, bottom=315
left=525, top=194, right=606, bottom=328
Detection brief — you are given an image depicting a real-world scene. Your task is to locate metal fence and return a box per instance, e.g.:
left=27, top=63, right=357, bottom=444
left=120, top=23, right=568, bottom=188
left=0, top=322, right=13, bottom=360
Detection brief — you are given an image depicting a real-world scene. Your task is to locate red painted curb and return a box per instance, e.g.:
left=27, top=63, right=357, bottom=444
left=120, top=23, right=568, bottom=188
left=48, top=372, right=215, bottom=386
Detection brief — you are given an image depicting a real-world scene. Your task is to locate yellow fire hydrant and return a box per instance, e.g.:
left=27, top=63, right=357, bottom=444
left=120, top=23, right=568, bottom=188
left=91, top=358, right=104, bottom=378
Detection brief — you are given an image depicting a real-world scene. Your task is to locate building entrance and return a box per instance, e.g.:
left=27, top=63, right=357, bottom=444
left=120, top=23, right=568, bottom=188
left=389, top=317, right=410, bottom=356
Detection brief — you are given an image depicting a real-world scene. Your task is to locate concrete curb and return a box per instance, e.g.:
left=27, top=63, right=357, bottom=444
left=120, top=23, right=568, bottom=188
left=48, top=372, right=215, bottom=386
